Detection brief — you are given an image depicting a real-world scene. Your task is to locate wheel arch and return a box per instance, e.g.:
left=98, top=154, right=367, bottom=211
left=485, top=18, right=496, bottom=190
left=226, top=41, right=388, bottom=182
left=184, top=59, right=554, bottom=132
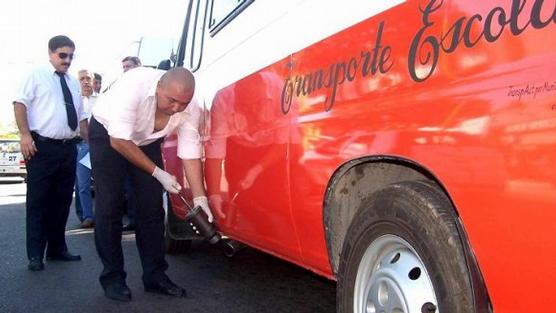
left=323, top=155, right=492, bottom=312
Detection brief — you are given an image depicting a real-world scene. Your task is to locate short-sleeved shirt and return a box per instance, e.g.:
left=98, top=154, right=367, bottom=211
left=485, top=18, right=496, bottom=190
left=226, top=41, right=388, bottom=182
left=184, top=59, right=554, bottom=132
left=92, top=67, right=202, bottom=159
left=13, top=64, right=86, bottom=140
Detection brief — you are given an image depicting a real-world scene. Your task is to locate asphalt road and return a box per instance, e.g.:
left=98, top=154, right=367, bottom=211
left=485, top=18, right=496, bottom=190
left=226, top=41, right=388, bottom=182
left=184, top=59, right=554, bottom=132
left=0, top=178, right=336, bottom=313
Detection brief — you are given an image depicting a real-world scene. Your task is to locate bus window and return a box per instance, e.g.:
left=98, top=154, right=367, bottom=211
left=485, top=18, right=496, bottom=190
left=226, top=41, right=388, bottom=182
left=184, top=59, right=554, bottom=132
left=181, top=0, right=209, bottom=71
left=209, top=0, right=254, bottom=36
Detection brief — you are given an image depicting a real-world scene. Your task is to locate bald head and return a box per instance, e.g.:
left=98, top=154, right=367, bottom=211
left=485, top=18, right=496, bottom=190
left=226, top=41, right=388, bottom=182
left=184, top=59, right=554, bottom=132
left=159, top=68, right=195, bottom=92
left=156, top=68, right=196, bottom=116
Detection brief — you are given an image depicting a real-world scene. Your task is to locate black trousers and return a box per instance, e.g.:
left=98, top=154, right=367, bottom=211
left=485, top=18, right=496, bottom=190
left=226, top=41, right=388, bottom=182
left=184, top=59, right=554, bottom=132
left=88, top=117, right=168, bottom=288
left=25, top=135, right=76, bottom=260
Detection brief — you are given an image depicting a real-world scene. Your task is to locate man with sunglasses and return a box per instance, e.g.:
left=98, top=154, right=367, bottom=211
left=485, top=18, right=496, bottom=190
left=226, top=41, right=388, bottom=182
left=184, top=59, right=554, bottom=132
left=89, top=66, right=213, bottom=302
left=13, top=35, right=88, bottom=272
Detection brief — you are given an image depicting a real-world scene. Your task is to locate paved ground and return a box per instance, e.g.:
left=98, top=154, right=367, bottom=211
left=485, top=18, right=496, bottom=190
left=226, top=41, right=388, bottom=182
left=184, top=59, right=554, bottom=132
left=0, top=178, right=336, bottom=313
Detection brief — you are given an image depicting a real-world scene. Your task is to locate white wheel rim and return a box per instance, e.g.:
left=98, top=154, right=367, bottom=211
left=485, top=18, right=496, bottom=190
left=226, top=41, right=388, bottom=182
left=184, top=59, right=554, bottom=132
left=353, top=235, right=438, bottom=313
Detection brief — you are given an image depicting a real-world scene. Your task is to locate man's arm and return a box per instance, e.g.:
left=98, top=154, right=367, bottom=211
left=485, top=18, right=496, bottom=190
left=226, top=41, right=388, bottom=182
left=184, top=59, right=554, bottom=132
left=110, top=137, right=182, bottom=194
left=182, top=158, right=206, bottom=198
left=183, top=158, right=218, bottom=222
left=13, top=102, right=37, bottom=159
left=111, top=137, right=184, bottom=195
left=109, top=137, right=157, bottom=174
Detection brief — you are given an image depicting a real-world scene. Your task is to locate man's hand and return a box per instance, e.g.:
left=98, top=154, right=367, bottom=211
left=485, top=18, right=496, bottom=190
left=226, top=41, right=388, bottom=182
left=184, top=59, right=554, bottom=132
left=152, top=166, right=182, bottom=194
left=20, top=133, right=37, bottom=160
left=193, top=196, right=214, bottom=223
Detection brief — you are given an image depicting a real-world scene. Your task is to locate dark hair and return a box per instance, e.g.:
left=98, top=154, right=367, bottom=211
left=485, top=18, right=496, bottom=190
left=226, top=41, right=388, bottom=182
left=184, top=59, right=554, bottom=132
left=48, top=35, right=75, bottom=52
left=94, top=73, right=102, bottom=81
left=157, top=60, right=172, bottom=70
left=122, top=56, right=141, bottom=66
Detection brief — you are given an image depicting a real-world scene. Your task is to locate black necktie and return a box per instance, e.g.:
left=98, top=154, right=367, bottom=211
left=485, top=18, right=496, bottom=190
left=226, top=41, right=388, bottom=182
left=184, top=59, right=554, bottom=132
left=56, top=71, right=78, bottom=131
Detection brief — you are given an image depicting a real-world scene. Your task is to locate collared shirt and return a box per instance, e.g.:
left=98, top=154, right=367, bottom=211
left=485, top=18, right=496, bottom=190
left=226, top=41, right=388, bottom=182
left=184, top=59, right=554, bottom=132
left=92, top=67, right=202, bottom=159
left=13, top=64, right=86, bottom=140
left=82, top=93, right=98, bottom=120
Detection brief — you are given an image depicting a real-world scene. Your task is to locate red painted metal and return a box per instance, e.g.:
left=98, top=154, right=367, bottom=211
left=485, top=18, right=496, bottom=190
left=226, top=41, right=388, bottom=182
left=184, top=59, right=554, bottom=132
left=164, top=1, right=556, bottom=311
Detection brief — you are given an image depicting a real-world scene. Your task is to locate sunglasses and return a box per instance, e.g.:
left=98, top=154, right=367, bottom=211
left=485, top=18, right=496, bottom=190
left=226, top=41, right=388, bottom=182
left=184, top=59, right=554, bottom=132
left=58, top=52, right=74, bottom=60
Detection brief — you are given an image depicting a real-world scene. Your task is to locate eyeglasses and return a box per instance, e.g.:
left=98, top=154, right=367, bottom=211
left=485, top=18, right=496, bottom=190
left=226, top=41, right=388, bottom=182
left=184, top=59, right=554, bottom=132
left=58, top=53, right=74, bottom=60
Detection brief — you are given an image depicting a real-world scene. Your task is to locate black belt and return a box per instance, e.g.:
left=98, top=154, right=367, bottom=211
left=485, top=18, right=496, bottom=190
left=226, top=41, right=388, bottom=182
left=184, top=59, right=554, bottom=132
left=31, top=131, right=82, bottom=145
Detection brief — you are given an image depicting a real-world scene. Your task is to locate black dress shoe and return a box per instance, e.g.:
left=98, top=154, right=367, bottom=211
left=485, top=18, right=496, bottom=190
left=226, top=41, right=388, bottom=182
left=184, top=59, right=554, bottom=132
left=122, top=224, right=135, bottom=232
left=28, top=258, right=44, bottom=271
left=145, top=279, right=186, bottom=297
left=104, top=282, right=132, bottom=302
left=46, top=251, right=82, bottom=261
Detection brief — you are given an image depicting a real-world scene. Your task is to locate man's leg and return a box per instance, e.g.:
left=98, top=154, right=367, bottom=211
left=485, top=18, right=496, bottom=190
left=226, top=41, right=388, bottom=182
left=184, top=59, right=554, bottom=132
left=25, top=141, right=59, bottom=261
left=45, top=143, right=77, bottom=256
left=128, top=140, right=168, bottom=284
left=89, top=118, right=128, bottom=288
left=129, top=140, right=185, bottom=297
left=123, top=177, right=136, bottom=230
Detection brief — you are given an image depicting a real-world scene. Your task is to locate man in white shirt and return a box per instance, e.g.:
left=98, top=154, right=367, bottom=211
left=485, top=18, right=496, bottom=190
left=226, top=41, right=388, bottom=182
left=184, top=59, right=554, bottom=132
left=89, top=66, right=212, bottom=302
left=75, top=69, right=97, bottom=228
left=13, top=35, right=88, bottom=272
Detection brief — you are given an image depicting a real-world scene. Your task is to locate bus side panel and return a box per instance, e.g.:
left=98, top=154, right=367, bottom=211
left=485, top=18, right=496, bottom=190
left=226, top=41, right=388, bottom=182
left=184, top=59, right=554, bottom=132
left=205, top=58, right=304, bottom=263
left=199, top=0, right=556, bottom=310
left=437, top=2, right=556, bottom=311
left=286, top=0, right=556, bottom=311
left=288, top=0, right=428, bottom=275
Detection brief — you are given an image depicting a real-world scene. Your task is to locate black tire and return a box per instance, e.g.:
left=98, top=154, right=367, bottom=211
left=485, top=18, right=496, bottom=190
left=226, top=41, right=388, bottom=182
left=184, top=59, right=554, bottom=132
left=337, top=180, right=473, bottom=313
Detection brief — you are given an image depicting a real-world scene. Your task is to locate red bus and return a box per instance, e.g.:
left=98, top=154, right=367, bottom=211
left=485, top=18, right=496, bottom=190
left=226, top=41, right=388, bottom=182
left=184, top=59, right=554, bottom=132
left=161, top=1, right=556, bottom=312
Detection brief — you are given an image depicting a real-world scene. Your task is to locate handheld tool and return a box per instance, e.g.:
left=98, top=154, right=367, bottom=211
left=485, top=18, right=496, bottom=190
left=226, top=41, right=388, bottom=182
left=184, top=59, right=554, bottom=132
left=176, top=192, right=221, bottom=244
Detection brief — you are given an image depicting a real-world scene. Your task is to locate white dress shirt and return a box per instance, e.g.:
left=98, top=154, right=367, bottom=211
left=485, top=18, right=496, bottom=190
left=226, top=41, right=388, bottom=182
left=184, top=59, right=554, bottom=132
left=92, top=67, right=202, bottom=159
left=13, top=64, right=86, bottom=139
left=82, top=93, right=98, bottom=120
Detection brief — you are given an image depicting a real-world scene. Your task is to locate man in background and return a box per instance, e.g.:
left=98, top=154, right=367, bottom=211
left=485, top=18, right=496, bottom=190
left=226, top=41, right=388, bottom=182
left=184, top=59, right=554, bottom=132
left=75, top=69, right=97, bottom=228
left=101, top=56, right=139, bottom=93
left=93, top=73, right=102, bottom=94
left=13, top=35, right=87, bottom=271
left=122, top=56, right=141, bottom=72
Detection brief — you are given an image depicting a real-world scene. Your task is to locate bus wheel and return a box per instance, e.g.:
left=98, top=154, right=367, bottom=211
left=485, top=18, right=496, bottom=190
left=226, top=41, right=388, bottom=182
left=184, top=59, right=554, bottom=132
left=337, top=181, right=473, bottom=313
